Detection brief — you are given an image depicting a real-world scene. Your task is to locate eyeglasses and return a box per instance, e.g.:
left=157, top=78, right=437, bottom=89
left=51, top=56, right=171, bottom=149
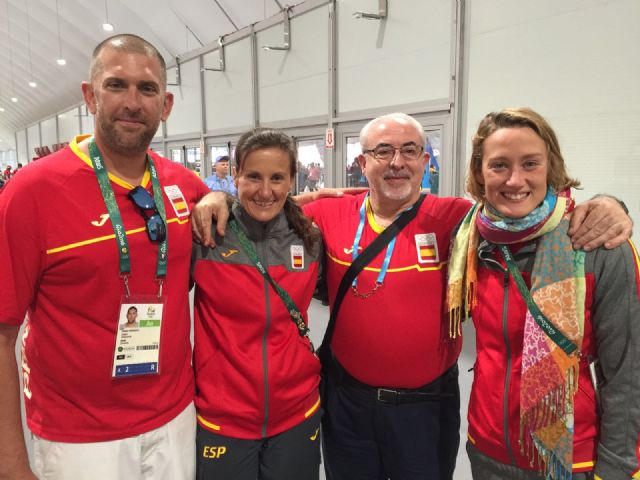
left=362, top=142, right=424, bottom=162
left=128, top=186, right=167, bottom=243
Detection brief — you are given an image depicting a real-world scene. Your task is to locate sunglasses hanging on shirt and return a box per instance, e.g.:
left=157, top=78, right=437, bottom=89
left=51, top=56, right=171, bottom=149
left=128, top=186, right=167, bottom=243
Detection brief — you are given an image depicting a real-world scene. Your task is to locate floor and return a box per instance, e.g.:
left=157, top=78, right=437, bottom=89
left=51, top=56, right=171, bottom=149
left=17, top=297, right=477, bottom=479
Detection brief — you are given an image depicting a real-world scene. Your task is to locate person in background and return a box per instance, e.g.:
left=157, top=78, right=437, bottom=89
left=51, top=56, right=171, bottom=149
left=0, top=34, right=210, bottom=479
left=306, top=162, right=321, bottom=191
left=193, top=128, right=323, bottom=480
left=449, top=107, right=639, bottom=479
left=11, top=163, right=22, bottom=178
left=192, top=112, right=632, bottom=480
left=204, top=155, right=237, bottom=196
left=297, top=160, right=309, bottom=193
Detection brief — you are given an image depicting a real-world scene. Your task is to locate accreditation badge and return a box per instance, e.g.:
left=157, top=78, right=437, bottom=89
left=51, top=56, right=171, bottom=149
left=112, top=295, right=166, bottom=378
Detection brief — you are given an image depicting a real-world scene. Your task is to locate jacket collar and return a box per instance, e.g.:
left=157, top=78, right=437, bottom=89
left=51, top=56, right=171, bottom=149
left=231, top=201, right=288, bottom=241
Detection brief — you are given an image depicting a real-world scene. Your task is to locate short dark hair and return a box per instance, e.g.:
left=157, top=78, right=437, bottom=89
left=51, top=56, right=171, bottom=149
left=90, top=34, right=167, bottom=86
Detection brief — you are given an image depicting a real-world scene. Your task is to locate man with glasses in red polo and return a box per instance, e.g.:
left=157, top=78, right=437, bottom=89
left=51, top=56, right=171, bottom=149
left=0, top=34, right=209, bottom=479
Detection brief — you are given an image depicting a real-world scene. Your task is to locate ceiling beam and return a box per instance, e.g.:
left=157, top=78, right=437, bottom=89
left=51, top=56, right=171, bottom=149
left=211, top=0, right=238, bottom=30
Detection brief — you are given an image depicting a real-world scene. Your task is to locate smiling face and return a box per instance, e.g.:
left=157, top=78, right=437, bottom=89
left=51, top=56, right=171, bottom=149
left=478, top=127, right=549, bottom=218
left=359, top=118, right=428, bottom=213
left=82, top=47, right=173, bottom=157
left=236, top=147, right=293, bottom=223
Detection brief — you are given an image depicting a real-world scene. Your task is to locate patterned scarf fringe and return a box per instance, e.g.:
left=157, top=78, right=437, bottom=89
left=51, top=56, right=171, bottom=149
left=530, top=441, right=575, bottom=480
left=446, top=205, right=479, bottom=338
left=519, top=364, right=579, bottom=479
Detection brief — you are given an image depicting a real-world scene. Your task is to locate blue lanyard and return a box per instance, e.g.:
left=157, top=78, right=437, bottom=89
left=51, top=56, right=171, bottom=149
left=351, top=195, right=397, bottom=292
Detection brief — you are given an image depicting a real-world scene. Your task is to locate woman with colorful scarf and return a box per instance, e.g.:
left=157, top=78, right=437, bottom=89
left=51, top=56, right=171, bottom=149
left=448, top=108, right=640, bottom=480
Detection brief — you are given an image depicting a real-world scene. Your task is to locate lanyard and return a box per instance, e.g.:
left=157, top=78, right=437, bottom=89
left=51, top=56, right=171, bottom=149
left=228, top=219, right=313, bottom=349
left=351, top=194, right=397, bottom=296
left=498, top=244, right=578, bottom=356
left=88, top=140, right=169, bottom=293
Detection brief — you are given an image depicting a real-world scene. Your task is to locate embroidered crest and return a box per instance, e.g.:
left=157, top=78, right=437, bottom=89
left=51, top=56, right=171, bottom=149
left=291, top=245, right=304, bottom=270
left=163, top=185, right=189, bottom=218
left=415, top=233, right=439, bottom=264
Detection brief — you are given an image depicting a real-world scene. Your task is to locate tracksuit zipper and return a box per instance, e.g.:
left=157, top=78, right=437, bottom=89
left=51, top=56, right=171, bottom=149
left=501, top=269, right=517, bottom=465
left=260, top=224, right=270, bottom=438
left=481, top=250, right=518, bottom=465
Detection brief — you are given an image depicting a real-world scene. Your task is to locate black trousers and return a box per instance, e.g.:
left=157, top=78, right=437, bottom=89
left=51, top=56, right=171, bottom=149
left=321, top=358, right=460, bottom=480
left=196, top=410, right=322, bottom=480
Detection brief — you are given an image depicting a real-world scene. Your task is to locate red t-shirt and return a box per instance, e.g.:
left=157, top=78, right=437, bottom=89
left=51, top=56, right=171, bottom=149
left=305, top=193, right=471, bottom=387
left=0, top=135, right=209, bottom=442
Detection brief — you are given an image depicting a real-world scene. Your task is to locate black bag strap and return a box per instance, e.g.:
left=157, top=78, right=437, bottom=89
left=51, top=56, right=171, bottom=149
left=318, top=193, right=427, bottom=363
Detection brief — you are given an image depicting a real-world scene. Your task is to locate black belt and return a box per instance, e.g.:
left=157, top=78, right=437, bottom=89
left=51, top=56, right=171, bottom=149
left=334, top=359, right=457, bottom=405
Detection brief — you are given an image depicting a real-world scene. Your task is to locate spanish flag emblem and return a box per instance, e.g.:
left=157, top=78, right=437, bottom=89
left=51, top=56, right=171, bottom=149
left=415, top=233, right=439, bottom=264
left=291, top=245, right=304, bottom=270
left=163, top=185, right=190, bottom=218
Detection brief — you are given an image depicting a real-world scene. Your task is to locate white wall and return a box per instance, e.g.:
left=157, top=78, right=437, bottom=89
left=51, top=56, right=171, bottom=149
left=40, top=117, right=57, bottom=148
left=258, top=5, right=329, bottom=123
left=463, top=0, right=640, bottom=243
left=336, top=0, right=452, bottom=114
left=58, top=107, right=80, bottom=143
left=16, top=130, right=27, bottom=164
left=204, top=37, right=253, bottom=131
left=166, top=58, right=202, bottom=136
left=26, top=125, right=40, bottom=162
left=80, top=106, right=94, bottom=136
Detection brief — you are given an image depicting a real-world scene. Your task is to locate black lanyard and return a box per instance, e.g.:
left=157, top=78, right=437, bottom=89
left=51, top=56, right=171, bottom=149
left=498, top=244, right=578, bottom=356
left=228, top=219, right=312, bottom=350
left=88, top=140, right=168, bottom=295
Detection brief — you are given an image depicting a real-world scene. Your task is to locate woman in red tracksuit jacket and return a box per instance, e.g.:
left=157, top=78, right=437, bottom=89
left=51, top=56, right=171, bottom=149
left=447, top=108, right=640, bottom=479
left=191, top=128, right=323, bottom=480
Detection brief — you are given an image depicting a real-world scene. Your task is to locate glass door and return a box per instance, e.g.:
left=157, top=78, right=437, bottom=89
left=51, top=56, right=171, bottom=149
left=185, top=146, right=202, bottom=177
left=170, top=147, right=183, bottom=165
left=294, top=137, right=327, bottom=195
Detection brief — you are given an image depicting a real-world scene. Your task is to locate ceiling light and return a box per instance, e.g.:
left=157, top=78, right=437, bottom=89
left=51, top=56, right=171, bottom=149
left=55, top=0, right=66, bottom=66
left=0, top=107, right=5, bottom=112
left=25, top=0, right=38, bottom=91
left=11, top=97, right=18, bottom=103
left=102, top=0, right=114, bottom=31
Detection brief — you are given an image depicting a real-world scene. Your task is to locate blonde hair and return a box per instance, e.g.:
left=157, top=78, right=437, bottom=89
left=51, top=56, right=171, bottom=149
left=466, top=107, right=580, bottom=202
